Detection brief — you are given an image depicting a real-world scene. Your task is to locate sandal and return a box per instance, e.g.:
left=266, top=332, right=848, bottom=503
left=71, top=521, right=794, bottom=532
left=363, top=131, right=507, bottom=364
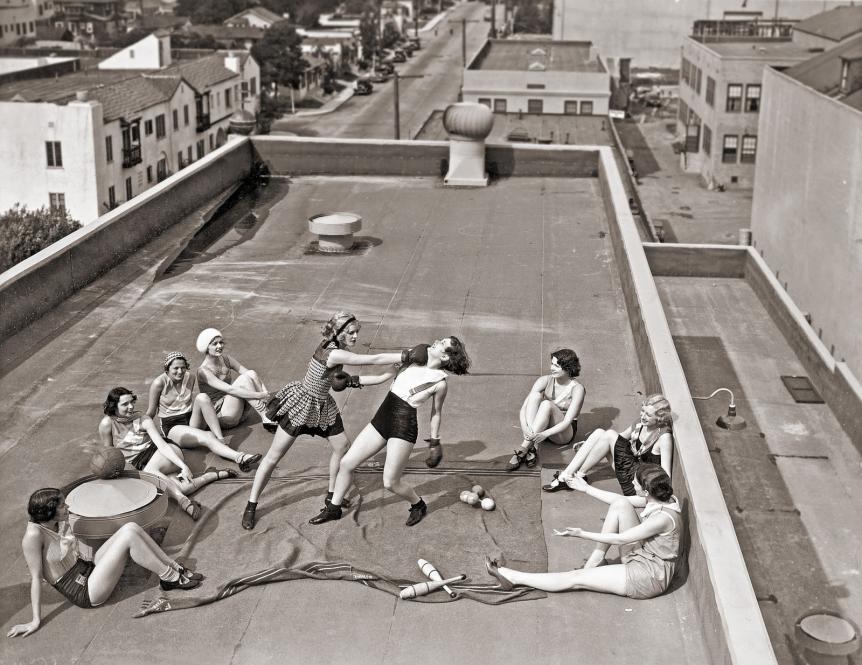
left=542, top=471, right=574, bottom=493
left=238, top=453, right=263, bottom=473
left=506, top=449, right=527, bottom=472
left=184, top=500, right=202, bottom=521
left=525, top=448, right=538, bottom=468
left=484, top=555, right=514, bottom=591
left=205, top=466, right=237, bottom=480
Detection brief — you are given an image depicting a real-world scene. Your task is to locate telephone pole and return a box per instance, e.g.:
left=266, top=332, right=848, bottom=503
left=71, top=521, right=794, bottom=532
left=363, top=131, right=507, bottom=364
left=393, top=72, right=424, bottom=140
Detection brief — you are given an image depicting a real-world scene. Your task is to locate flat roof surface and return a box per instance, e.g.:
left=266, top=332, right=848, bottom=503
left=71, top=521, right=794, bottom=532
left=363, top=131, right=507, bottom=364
left=415, top=111, right=613, bottom=145
left=0, top=174, right=708, bottom=664
left=700, top=39, right=812, bottom=59
left=470, top=39, right=604, bottom=72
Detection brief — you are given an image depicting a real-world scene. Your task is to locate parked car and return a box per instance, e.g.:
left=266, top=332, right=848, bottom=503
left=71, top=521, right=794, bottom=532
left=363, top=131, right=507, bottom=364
left=392, top=49, right=407, bottom=63
left=369, top=72, right=390, bottom=83
left=377, top=62, right=395, bottom=75
left=353, top=78, right=373, bottom=95
left=407, top=37, right=421, bottom=50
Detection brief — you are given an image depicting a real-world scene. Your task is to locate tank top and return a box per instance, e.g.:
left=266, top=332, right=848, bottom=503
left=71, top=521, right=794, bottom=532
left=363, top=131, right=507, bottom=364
left=199, top=356, right=234, bottom=403
left=543, top=376, right=577, bottom=411
left=110, top=415, right=153, bottom=462
left=629, top=422, right=672, bottom=458
left=35, top=521, right=80, bottom=583
left=391, top=365, right=447, bottom=406
left=158, top=372, right=194, bottom=417
left=639, top=497, right=682, bottom=561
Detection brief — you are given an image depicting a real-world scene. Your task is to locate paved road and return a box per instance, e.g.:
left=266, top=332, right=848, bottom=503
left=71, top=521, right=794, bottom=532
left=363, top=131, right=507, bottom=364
left=272, top=1, right=491, bottom=140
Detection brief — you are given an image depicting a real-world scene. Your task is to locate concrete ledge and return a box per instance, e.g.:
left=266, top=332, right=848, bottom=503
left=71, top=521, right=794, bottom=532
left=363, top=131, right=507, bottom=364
left=597, top=147, right=777, bottom=665
left=0, top=137, right=254, bottom=340
left=644, top=243, right=748, bottom=278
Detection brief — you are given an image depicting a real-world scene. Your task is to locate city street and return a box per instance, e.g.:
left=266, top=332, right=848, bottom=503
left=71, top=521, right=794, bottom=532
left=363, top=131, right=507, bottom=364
left=272, top=2, right=492, bottom=140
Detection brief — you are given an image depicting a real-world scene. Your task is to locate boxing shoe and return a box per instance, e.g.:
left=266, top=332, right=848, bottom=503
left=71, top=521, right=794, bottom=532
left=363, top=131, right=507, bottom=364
left=483, top=555, right=514, bottom=591
left=160, top=574, right=202, bottom=592
left=242, top=502, right=257, bottom=530
left=309, top=501, right=342, bottom=525
left=405, top=499, right=427, bottom=526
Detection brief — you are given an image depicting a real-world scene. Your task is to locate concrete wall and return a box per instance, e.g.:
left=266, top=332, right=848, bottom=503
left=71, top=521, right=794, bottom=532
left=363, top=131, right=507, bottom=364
left=751, top=67, right=862, bottom=381
left=597, top=150, right=777, bottom=665
left=0, top=137, right=254, bottom=339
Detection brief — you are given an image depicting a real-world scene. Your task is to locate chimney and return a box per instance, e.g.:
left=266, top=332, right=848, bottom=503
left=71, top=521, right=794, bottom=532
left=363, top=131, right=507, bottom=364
left=224, top=50, right=241, bottom=74
left=76, top=90, right=89, bottom=101
left=442, top=102, right=494, bottom=187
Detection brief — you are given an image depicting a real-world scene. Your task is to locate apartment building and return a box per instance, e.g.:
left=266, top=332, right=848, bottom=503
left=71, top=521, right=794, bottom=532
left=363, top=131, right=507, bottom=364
left=0, top=0, right=54, bottom=46
left=678, top=29, right=811, bottom=188
left=52, top=0, right=125, bottom=42
left=0, top=33, right=259, bottom=222
left=463, top=39, right=610, bottom=116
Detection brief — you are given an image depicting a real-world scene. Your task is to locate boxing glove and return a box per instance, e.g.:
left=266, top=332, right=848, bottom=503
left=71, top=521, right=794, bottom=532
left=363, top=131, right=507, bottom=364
left=400, top=343, right=429, bottom=367
left=331, top=371, right=362, bottom=392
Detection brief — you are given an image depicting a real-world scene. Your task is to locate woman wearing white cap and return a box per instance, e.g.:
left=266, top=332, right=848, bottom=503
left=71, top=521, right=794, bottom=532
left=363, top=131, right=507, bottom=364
left=195, top=328, right=276, bottom=432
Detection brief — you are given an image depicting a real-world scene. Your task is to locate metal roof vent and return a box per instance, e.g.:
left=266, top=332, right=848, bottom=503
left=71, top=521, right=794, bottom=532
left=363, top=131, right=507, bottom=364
left=442, top=102, right=494, bottom=187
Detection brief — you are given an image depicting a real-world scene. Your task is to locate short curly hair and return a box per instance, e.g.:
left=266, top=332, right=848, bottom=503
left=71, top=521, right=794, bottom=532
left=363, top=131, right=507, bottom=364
left=442, top=336, right=471, bottom=375
left=28, top=488, right=63, bottom=523
left=635, top=464, right=674, bottom=502
left=321, top=311, right=360, bottom=346
left=643, top=393, right=673, bottom=428
left=103, top=387, right=136, bottom=416
left=551, top=348, right=581, bottom=378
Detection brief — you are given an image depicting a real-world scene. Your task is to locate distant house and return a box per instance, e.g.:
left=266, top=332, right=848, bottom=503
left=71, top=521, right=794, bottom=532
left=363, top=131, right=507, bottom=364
left=189, top=24, right=266, bottom=50
left=223, top=6, right=287, bottom=30
left=299, top=31, right=358, bottom=68
left=52, top=0, right=126, bottom=43
left=0, top=0, right=54, bottom=47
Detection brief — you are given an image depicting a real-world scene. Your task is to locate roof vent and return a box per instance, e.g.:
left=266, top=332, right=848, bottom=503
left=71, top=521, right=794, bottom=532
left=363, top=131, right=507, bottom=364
left=528, top=61, right=546, bottom=71
left=76, top=90, right=89, bottom=101
left=529, top=47, right=546, bottom=55
left=442, top=102, right=494, bottom=187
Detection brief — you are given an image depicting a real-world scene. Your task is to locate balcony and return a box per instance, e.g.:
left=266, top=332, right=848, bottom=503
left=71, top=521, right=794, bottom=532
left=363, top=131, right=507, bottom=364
left=196, top=112, right=211, bottom=133
left=122, top=144, right=142, bottom=168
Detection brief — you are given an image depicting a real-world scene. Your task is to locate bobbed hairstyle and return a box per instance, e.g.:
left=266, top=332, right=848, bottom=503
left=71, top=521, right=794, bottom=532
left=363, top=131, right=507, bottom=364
left=28, top=488, right=63, bottom=523
left=551, top=348, right=581, bottom=378
left=635, top=464, right=674, bottom=502
left=103, top=386, right=136, bottom=416
left=441, top=336, right=471, bottom=375
left=321, top=311, right=359, bottom=345
left=643, top=393, right=673, bottom=429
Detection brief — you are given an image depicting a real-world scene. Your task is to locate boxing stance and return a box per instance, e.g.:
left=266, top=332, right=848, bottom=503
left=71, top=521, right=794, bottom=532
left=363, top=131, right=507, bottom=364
left=8, top=488, right=201, bottom=637
left=309, top=336, right=471, bottom=527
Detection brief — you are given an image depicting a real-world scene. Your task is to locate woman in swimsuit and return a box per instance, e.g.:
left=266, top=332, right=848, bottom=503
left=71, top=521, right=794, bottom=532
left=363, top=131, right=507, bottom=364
left=146, top=351, right=262, bottom=472
left=196, top=328, right=276, bottom=431
left=241, top=312, right=418, bottom=530
left=99, top=387, right=228, bottom=520
left=7, top=488, right=202, bottom=637
left=485, top=464, right=682, bottom=599
left=543, top=393, right=673, bottom=496
left=508, top=348, right=585, bottom=471
left=309, top=336, right=471, bottom=528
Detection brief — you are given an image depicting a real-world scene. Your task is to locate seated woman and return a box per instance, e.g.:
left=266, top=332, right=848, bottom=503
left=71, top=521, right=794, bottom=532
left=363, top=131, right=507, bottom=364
left=309, top=336, right=471, bottom=527
left=195, top=328, right=276, bottom=431
left=99, top=387, right=229, bottom=520
left=7, top=488, right=202, bottom=637
left=146, top=351, right=261, bottom=472
left=543, top=393, right=673, bottom=496
left=485, top=464, right=681, bottom=599
left=508, top=348, right=585, bottom=471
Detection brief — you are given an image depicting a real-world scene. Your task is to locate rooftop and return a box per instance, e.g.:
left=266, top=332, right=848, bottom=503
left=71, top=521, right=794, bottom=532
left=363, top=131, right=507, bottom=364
left=784, top=34, right=862, bottom=111
left=695, top=38, right=813, bottom=60
left=792, top=5, right=862, bottom=43
left=469, top=39, right=605, bottom=73
left=223, top=5, right=286, bottom=26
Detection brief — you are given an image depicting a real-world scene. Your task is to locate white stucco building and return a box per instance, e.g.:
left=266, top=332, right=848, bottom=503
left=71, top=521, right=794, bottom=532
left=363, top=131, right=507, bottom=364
left=1, top=0, right=54, bottom=46
left=0, top=33, right=260, bottom=223
left=462, top=39, right=610, bottom=116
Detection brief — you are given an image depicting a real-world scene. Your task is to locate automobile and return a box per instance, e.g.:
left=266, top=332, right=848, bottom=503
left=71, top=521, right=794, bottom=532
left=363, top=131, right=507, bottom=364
left=369, top=72, right=390, bottom=83
left=353, top=78, right=373, bottom=95
left=392, top=49, right=407, bottom=63
left=377, top=62, right=395, bottom=75
left=407, top=37, right=421, bottom=50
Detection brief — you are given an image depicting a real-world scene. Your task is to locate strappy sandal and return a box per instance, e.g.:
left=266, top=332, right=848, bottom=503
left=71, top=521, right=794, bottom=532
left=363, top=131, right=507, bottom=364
left=184, top=500, right=202, bottom=521
left=525, top=447, right=539, bottom=468
left=238, top=453, right=263, bottom=473
left=205, top=466, right=237, bottom=480
left=506, top=449, right=527, bottom=471
left=484, top=555, right=514, bottom=591
left=542, top=471, right=574, bottom=493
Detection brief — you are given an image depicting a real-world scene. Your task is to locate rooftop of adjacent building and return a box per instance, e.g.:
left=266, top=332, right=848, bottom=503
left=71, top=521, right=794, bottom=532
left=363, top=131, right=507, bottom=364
left=223, top=5, right=286, bottom=26
left=792, top=4, right=862, bottom=43
left=468, top=38, right=606, bottom=73
left=784, top=33, right=862, bottom=111
left=690, top=36, right=815, bottom=60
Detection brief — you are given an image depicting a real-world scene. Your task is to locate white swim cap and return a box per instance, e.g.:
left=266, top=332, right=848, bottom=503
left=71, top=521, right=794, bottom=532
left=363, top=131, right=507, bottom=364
left=196, top=328, right=223, bottom=353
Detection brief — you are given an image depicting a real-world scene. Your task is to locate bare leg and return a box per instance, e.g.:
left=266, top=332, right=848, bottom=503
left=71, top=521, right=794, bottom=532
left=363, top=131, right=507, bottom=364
left=188, top=393, right=226, bottom=440
left=382, top=438, right=419, bottom=504
left=583, top=497, right=642, bottom=567
left=327, top=432, right=351, bottom=493
left=145, top=448, right=221, bottom=495
left=496, top=563, right=628, bottom=596
left=561, top=429, right=618, bottom=481
left=331, top=424, right=387, bottom=505
left=219, top=370, right=271, bottom=428
left=248, top=427, right=296, bottom=503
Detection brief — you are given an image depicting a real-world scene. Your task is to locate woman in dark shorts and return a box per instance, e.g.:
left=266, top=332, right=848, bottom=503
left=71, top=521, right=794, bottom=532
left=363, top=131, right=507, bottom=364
left=309, top=336, right=471, bottom=528
left=146, top=351, right=261, bottom=472
left=241, top=312, right=409, bottom=530
left=484, top=464, right=682, bottom=599
left=7, top=488, right=202, bottom=637
left=99, top=387, right=227, bottom=519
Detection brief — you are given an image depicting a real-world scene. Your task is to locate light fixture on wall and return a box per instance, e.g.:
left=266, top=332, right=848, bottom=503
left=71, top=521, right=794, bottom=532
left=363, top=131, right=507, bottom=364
left=692, top=388, right=747, bottom=431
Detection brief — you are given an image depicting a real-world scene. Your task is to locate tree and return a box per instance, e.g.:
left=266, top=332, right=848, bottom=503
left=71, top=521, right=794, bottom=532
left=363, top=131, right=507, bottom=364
left=171, top=32, right=221, bottom=49
left=176, top=0, right=252, bottom=25
left=359, top=6, right=378, bottom=62
left=381, top=20, right=400, bottom=49
left=0, top=205, right=80, bottom=274
left=251, top=23, right=306, bottom=94
left=107, top=28, right=153, bottom=48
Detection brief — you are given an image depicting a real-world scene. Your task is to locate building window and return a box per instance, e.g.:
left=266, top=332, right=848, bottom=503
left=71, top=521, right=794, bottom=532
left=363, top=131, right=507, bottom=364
left=705, top=77, right=715, bottom=106
left=527, top=99, right=543, bottom=114
left=564, top=100, right=578, bottom=115
left=526, top=83, right=546, bottom=89
left=172, top=109, right=179, bottom=130
left=241, top=81, right=249, bottom=100
left=155, top=114, right=166, bottom=138
left=146, top=165, right=153, bottom=183
left=177, top=151, right=183, bottom=169
left=49, top=192, right=66, bottom=211
left=45, top=141, right=62, bottom=167
left=702, top=124, right=711, bottom=155
left=183, top=104, right=189, bottom=126
left=745, top=84, right=760, bottom=112
left=250, top=77, right=257, bottom=95
left=686, top=121, right=700, bottom=153
left=209, top=134, right=214, bottom=150
left=187, top=146, right=192, bottom=163
left=477, top=98, right=491, bottom=108
left=726, top=84, right=742, bottom=112
left=108, top=185, right=116, bottom=208
left=722, top=135, right=738, bottom=163
left=225, top=88, right=232, bottom=108
left=694, top=67, right=702, bottom=95
left=125, top=176, right=133, bottom=200
left=678, top=98, right=689, bottom=124
left=105, top=135, right=113, bottom=162
left=740, top=135, right=757, bottom=163
left=144, top=119, right=153, bottom=136
left=157, top=158, right=167, bottom=181
left=681, top=57, right=690, bottom=86
left=493, top=99, right=507, bottom=112
left=196, top=139, right=204, bottom=159
left=580, top=101, right=593, bottom=115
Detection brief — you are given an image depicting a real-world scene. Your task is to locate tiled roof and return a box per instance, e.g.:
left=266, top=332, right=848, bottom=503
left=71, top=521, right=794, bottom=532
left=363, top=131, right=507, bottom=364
left=223, top=6, right=285, bottom=26
left=793, top=6, right=862, bottom=43
left=88, top=75, right=178, bottom=121
left=784, top=34, right=862, bottom=111
left=155, top=55, right=237, bottom=91
left=191, top=24, right=266, bottom=40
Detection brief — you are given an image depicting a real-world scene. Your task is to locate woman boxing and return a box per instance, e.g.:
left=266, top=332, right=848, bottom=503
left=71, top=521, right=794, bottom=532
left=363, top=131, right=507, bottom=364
left=146, top=351, right=262, bottom=472
left=507, top=348, right=585, bottom=471
left=7, top=488, right=202, bottom=637
left=241, top=312, right=420, bottom=530
left=485, top=464, right=682, bottom=599
left=309, top=336, right=471, bottom=527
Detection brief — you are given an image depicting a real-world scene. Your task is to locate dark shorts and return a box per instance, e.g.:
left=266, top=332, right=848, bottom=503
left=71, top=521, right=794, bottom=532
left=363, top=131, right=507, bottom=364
left=159, top=411, right=192, bottom=439
left=277, top=413, right=345, bottom=438
left=129, top=441, right=158, bottom=471
left=53, top=558, right=95, bottom=609
left=370, top=392, right=418, bottom=444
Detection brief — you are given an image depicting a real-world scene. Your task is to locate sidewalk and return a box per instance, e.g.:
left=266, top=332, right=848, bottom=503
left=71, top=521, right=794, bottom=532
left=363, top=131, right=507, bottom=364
left=289, top=83, right=355, bottom=118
